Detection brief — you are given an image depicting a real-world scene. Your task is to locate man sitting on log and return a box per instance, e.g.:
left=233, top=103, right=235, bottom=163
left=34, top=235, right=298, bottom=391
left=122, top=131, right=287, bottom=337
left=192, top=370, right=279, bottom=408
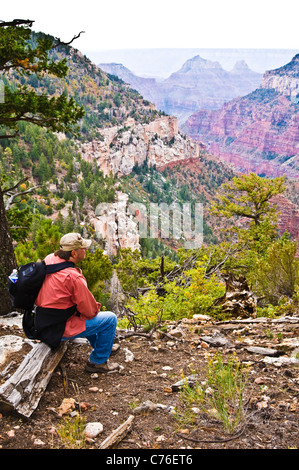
left=35, top=232, right=120, bottom=373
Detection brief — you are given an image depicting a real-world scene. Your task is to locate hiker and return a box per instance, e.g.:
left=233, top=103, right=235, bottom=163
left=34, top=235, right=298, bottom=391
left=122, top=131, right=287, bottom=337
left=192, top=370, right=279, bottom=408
left=35, top=232, right=120, bottom=373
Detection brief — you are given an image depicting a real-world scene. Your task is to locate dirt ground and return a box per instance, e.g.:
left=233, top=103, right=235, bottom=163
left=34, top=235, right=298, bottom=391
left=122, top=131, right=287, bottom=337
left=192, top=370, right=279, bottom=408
left=0, top=313, right=298, bottom=451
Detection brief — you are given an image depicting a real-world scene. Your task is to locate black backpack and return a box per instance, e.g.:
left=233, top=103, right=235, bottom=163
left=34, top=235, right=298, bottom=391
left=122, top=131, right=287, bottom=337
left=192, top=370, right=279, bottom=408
left=8, top=260, right=75, bottom=311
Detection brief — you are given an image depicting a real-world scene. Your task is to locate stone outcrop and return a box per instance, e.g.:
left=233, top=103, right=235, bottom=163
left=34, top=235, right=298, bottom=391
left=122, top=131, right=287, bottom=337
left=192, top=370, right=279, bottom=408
left=80, top=115, right=203, bottom=177
left=182, top=54, right=299, bottom=180
left=91, top=191, right=140, bottom=257
left=261, top=53, right=299, bottom=101
left=81, top=115, right=207, bottom=257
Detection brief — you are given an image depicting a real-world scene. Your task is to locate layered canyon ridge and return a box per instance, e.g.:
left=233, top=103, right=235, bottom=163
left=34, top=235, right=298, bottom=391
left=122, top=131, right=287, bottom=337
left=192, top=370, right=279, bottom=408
left=182, top=54, right=299, bottom=180
left=91, top=55, right=298, bottom=253
left=100, top=55, right=262, bottom=125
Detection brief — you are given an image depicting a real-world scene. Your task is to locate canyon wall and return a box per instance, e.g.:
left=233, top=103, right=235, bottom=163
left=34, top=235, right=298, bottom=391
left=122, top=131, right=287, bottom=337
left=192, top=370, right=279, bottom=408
left=100, top=56, right=262, bottom=125
left=80, top=115, right=204, bottom=177
left=182, top=54, right=299, bottom=180
left=91, top=192, right=141, bottom=257
left=82, top=115, right=204, bottom=256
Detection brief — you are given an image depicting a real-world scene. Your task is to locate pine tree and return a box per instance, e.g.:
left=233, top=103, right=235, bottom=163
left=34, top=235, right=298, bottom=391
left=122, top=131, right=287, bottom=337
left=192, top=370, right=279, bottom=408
left=0, top=19, right=84, bottom=315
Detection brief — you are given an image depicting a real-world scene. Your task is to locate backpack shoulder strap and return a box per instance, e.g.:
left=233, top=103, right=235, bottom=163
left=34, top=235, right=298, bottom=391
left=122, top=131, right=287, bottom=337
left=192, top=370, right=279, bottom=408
left=45, top=262, right=75, bottom=274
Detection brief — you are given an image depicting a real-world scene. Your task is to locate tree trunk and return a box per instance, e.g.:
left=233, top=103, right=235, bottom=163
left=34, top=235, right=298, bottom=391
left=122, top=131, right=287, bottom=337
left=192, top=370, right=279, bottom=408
left=0, top=341, right=68, bottom=417
left=0, top=186, right=17, bottom=316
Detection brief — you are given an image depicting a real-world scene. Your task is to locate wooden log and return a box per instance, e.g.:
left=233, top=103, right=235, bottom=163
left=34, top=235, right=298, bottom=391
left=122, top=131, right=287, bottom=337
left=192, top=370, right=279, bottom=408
left=0, top=341, right=68, bottom=418
left=98, top=415, right=135, bottom=449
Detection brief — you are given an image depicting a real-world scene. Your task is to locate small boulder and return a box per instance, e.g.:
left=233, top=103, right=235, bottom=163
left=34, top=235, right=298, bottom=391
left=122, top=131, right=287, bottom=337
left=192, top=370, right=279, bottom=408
left=85, top=422, right=104, bottom=438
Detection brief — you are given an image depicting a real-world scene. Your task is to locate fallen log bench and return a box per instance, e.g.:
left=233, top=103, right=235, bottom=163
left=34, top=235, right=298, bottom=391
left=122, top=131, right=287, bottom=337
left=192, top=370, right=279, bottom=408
left=0, top=341, right=68, bottom=418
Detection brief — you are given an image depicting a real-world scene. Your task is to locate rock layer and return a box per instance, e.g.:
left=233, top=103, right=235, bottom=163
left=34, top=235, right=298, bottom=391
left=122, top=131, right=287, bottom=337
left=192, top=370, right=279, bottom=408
left=182, top=54, right=299, bottom=180
left=80, top=116, right=204, bottom=177
left=100, top=56, right=262, bottom=125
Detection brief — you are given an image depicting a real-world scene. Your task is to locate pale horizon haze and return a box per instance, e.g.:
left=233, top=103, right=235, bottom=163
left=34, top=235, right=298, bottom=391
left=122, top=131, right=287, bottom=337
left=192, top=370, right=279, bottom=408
left=1, top=0, right=298, bottom=75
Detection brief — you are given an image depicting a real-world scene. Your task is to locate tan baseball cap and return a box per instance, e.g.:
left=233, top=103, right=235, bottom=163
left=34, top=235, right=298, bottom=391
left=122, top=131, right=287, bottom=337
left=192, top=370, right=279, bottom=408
left=60, top=232, right=92, bottom=251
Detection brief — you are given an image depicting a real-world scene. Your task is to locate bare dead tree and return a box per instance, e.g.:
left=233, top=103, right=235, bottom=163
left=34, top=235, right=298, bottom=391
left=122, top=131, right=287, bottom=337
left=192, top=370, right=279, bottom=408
left=3, top=177, right=41, bottom=211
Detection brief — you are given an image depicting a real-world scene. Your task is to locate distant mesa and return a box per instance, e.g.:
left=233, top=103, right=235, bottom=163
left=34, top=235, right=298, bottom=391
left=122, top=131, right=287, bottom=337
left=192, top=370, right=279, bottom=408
left=99, top=54, right=262, bottom=126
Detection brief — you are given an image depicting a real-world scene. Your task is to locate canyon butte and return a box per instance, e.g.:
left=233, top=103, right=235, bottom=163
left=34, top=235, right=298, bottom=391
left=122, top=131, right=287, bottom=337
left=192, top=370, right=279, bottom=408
left=100, top=55, right=263, bottom=125
left=98, top=53, right=299, bottom=246
left=182, top=54, right=299, bottom=181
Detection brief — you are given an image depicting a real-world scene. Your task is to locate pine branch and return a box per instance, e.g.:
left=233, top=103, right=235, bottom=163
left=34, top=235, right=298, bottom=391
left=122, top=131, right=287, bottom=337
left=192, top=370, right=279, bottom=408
left=0, top=19, right=34, bottom=28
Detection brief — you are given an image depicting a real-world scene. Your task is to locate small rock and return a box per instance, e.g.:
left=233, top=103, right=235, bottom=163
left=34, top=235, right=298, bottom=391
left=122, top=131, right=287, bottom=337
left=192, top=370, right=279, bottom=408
left=156, top=434, right=166, bottom=442
left=193, top=314, right=212, bottom=322
left=7, top=430, right=15, bottom=438
left=124, top=347, right=134, bottom=362
left=56, top=398, right=76, bottom=417
left=254, top=377, right=266, bottom=384
left=79, top=402, right=92, bottom=412
left=198, top=341, right=209, bottom=349
left=246, top=346, right=281, bottom=357
left=162, top=366, right=173, bottom=371
left=169, top=328, right=184, bottom=338
left=200, top=334, right=232, bottom=348
left=85, top=422, right=103, bottom=438
left=133, top=400, right=158, bottom=414
left=289, top=402, right=297, bottom=412
left=263, top=356, right=299, bottom=365
left=257, top=400, right=269, bottom=410
left=171, top=375, right=198, bottom=392
left=33, top=439, right=45, bottom=446
left=191, top=407, right=200, bottom=414
left=89, top=387, right=99, bottom=392
left=178, top=428, right=190, bottom=434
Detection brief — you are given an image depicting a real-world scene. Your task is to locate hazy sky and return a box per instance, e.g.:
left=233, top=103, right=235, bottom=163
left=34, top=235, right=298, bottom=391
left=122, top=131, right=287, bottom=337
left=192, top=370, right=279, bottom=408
left=1, top=0, right=299, bottom=52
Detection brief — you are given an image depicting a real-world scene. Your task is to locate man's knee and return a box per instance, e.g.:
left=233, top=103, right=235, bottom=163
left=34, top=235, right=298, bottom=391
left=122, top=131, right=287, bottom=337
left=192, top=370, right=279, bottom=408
left=100, top=311, right=117, bottom=327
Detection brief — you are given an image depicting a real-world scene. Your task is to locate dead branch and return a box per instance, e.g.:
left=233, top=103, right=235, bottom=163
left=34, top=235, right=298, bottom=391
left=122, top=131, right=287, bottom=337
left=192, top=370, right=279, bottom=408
left=0, top=19, right=34, bottom=28
left=216, top=316, right=299, bottom=325
left=2, top=177, right=28, bottom=194
left=52, top=31, right=85, bottom=49
left=204, top=243, right=248, bottom=278
left=0, top=131, right=20, bottom=140
left=177, top=426, right=245, bottom=444
left=5, top=184, right=41, bottom=210
left=98, top=415, right=135, bottom=449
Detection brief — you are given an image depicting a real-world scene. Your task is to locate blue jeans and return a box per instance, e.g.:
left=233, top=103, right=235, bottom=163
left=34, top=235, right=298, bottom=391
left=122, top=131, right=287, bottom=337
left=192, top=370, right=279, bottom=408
left=63, top=311, right=117, bottom=364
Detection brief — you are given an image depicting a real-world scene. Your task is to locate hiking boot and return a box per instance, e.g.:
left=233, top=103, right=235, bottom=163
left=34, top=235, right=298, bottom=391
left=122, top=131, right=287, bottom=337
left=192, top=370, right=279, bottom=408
left=85, top=360, right=120, bottom=374
left=110, top=343, right=120, bottom=356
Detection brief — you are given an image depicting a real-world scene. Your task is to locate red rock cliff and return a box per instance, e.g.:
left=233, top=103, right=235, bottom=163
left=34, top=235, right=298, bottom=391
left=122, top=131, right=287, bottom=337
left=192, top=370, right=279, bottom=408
left=182, top=54, right=299, bottom=180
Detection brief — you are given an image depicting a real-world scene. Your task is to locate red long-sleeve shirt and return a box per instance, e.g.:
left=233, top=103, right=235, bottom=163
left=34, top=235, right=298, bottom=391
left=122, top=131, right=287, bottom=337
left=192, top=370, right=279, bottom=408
left=35, top=253, right=100, bottom=337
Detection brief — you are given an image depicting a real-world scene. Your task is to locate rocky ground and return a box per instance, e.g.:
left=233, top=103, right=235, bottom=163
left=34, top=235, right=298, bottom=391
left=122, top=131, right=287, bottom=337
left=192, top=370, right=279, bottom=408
left=0, top=312, right=298, bottom=451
